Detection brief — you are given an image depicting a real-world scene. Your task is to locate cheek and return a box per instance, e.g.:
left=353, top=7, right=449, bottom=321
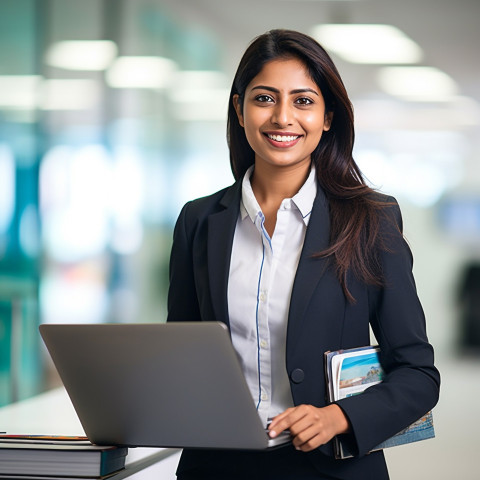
left=243, top=118, right=259, bottom=137
left=304, top=114, right=328, bottom=141
left=243, top=123, right=263, bottom=152
left=243, top=116, right=269, bottom=145
left=304, top=112, right=326, bottom=129
left=242, top=107, right=267, bottom=129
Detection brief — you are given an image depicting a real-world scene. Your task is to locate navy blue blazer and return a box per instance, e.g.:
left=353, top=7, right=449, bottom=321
left=167, top=179, right=440, bottom=479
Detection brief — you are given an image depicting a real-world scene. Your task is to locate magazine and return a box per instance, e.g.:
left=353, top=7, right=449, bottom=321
left=324, top=346, right=435, bottom=459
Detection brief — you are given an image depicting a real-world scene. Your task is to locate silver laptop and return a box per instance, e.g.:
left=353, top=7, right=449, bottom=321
left=39, top=322, right=291, bottom=450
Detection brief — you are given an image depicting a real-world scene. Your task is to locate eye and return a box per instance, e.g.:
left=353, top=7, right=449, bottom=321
left=254, top=94, right=274, bottom=103
left=295, top=97, right=314, bottom=106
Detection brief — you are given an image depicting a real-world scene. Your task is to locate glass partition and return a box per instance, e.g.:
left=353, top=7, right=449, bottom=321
left=0, top=0, right=233, bottom=403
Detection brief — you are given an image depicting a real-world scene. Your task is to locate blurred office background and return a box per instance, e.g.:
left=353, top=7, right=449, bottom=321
left=0, top=0, right=479, bottom=478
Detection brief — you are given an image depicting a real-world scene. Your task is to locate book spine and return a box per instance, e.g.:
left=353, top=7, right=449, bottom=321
left=99, top=447, right=128, bottom=475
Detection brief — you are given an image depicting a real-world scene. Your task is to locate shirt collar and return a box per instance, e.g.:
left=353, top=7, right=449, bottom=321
left=239, top=166, right=260, bottom=223
left=240, top=165, right=317, bottom=226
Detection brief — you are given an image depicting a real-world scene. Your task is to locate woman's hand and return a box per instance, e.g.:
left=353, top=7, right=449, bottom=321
left=268, top=404, right=350, bottom=452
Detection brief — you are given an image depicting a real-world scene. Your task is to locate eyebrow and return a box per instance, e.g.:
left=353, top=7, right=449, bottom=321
left=251, top=85, right=320, bottom=97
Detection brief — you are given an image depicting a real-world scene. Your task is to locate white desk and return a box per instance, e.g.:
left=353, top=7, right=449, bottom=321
left=0, top=388, right=181, bottom=479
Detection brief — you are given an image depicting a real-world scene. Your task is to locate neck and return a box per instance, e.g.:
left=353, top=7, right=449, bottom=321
left=250, top=161, right=311, bottom=206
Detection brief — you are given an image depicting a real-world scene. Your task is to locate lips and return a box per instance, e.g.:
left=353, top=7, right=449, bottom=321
left=264, top=132, right=302, bottom=147
left=267, top=134, right=299, bottom=142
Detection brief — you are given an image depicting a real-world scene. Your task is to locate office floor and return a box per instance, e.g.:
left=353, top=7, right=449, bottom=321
left=130, top=351, right=478, bottom=480
left=386, top=351, right=479, bottom=480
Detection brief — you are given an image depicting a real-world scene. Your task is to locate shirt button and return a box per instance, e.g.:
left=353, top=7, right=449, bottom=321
left=259, top=292, right=267, bottom=302
left=261, top=393, right=268, bottom=401
left=260, top=340, right=268, bottom=348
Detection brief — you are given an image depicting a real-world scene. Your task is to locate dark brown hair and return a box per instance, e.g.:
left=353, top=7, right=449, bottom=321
left=227, top=29, right=389, bottom=302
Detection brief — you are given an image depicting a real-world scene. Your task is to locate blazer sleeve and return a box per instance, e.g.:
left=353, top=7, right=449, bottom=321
left=335, top=197, right=440, bottom=457
left=167, top=201, right=201, bottom=323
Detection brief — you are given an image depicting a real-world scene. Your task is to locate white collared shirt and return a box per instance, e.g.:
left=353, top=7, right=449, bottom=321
left=227, top=165, right=317, bottom=426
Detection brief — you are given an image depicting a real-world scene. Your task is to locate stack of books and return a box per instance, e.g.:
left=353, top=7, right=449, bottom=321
left=0, top=435, right=128, bottom=479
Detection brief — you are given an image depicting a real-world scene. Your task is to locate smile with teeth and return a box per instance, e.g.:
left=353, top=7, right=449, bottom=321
left=266, top=134, right=300, bottom=142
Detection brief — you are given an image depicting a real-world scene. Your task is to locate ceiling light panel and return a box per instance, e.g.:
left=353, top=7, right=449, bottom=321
left=0, top=75, right=42, bottom=109
left=377, top=66, right=459, bottom=101
left=45, top=41, right=118, bottom=71
left=106, top=56, right=177, bottom=89
left=311, top=24, right=422, bottom=64
left=39, top=79, right=100, bottom=110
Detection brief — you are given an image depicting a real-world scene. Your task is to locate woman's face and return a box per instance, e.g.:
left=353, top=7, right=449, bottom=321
left=234, top=57, right=332, bottom=172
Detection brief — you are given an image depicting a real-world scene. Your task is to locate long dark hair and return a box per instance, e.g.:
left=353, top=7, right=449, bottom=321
left=227, top=29, right=389, bottom=302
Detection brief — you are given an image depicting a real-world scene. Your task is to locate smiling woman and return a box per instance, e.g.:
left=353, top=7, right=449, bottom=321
left=233, top=57, right=331, bottom=172
left=231, top=57, right=332, bottom=237
left=167, top=29, right=439, bottom=480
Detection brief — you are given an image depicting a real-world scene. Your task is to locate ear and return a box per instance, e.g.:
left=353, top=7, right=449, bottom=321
left=233, top=94, right=244, bottom=128
left=323, top=111, right=333, bottom=131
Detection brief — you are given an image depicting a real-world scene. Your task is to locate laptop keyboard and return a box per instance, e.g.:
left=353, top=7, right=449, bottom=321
left=265, top=428, right=292, bottom=447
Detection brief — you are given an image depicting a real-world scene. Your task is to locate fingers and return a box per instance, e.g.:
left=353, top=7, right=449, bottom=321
left=291, top=415, right=331, bottom=451
left=267, top=406, right=298, bottom=437
left=268, top=404, right=348, bottom=452
left=288, top=405, right=330, bottom=451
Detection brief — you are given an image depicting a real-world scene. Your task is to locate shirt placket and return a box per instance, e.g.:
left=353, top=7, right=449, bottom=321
left=255, top=212, right=272, bottom=424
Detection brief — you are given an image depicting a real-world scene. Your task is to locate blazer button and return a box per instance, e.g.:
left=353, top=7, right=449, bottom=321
left=290, top=368, right=305, bottom=384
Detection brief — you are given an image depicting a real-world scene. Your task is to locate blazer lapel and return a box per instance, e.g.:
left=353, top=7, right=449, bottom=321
left=287, top=187, right=345, bottom=348
left=207, top=181, right=242, bottom=328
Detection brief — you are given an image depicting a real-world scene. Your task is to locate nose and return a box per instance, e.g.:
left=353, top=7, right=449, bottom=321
left=271, top=100, right=293, bottom=127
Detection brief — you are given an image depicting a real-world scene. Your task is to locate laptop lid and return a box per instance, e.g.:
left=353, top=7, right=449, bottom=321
left=39, top=322, right=290, bottom=450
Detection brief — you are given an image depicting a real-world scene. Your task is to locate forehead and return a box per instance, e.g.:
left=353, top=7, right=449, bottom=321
left=247, top=57, right=318, bottom=91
